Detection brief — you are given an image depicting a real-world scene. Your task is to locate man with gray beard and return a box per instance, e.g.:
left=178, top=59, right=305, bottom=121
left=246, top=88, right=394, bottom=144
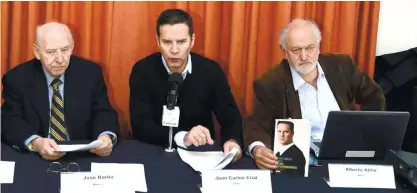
left=244, top=18, right=385, bottom=170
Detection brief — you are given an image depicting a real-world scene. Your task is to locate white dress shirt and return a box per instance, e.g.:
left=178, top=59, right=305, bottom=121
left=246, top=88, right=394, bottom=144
left=160, top=54, right=193, bottom=148
left=247, top=62, right=340, bottom=157
left=275, top=142, right=294, bottom=156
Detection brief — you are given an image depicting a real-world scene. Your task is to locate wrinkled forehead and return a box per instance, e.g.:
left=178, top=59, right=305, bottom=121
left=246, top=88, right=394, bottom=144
left=38, top=28, right=72, bottom=50
left=286, top=26, right=317, bottom=48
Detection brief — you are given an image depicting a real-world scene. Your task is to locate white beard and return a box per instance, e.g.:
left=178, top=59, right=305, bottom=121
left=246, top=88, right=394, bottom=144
left=295, top=62, right=317, bottom=76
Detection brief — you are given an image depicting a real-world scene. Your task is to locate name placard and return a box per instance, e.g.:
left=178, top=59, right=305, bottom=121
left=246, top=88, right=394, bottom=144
left=201, top=170, right=272, bottom=193
left=162, top=105, right=180, bottom=127
left=327, top=164, right=396, bottom=189
left=60, top=172, right=133, bottom=191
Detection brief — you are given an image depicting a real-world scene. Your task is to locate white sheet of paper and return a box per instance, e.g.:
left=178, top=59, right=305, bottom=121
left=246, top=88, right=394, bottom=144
left=177, top=147, right=237, bottom=172
left=56, top=140, right=103, bottom=152
left=91, top=163, right=148, bottom=192
left=0, top=161, right=15, bottom=184
left=60, top=172, right=133, bottom=191
left=327, top=164, right=396, bottom=189
left=201, top=170, right=272, bottom=193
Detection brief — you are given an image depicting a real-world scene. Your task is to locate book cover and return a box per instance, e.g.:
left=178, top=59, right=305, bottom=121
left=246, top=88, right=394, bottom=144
left=273, top=119, right=311, bottom=177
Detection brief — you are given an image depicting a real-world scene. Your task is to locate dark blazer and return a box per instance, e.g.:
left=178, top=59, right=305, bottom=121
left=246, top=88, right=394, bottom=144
left=1, top=56, right=120, bottom=152
left=244, top=54, right=385, bottom=149
left=129, top=52, right=243, bottom=148
left=276, top=145, right=306, bottom=176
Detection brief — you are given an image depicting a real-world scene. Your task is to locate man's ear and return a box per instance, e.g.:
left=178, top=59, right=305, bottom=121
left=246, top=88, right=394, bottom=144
left=190, top=33, right=196, bottom=48
left=33, top=44, right=41, bottom=60
left=280, top=46, right=288, bottom=59
left=156, top=34, right=161, bottom=48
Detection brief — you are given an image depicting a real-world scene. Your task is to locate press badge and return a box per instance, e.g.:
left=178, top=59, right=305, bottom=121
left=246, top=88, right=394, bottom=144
left=162, top=105, right=180, bottom=127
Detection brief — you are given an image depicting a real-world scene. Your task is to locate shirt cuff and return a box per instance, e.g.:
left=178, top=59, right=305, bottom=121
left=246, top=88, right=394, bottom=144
left=247, top=141, right=266, bottom=158
left=174, top=131, right=188, bottom=148
left=24, top=135, right=41, bottom=149
left=99, top=131, right=117, bottom=145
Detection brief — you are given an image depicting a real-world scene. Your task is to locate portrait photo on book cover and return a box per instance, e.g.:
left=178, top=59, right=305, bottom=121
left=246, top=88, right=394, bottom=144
left=273, top=119, right=311, bottom=177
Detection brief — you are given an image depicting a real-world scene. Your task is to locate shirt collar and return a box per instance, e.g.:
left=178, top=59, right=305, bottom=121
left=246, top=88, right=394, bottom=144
left=161, top=54, right=192, bottom=79
left=277, top=142, right=294, bottom=155
left=42, top=67, right=65, bottom=87
left=289, top=62, right=324, bottom=91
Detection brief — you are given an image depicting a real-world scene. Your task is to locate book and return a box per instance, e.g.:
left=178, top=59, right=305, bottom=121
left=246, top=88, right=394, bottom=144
left=273, top=119, right=311, bottom=177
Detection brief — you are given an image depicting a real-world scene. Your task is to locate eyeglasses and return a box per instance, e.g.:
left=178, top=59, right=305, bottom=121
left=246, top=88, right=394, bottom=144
left=47, top=162, right=80, bottom=173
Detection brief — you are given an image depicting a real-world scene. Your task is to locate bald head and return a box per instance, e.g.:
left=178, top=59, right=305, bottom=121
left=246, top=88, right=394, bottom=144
left=33, top=22, right=74, bottom=77
left=35, top=22, right=73, bottom=48
left=279, top=18, right=321, bottom=49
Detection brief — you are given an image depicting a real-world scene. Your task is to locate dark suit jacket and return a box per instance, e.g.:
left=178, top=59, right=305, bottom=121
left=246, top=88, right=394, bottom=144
left=244, top=54, right=385, bottom=149
left=129, top=52, right=243, bottom=148
left=1, top=56, right=120, bottom=152
left=276, top=145, right=306, bottom=176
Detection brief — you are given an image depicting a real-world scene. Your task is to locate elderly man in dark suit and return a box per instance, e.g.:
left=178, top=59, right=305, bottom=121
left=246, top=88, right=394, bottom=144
left=244, top=18, right=385, bottom=169
left=1, top=22, right=119, bottom=160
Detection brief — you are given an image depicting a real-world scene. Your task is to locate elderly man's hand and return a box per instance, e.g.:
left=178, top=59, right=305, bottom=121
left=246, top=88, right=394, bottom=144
left=90, top=135, right=113, bottom=156
left=31, top=137, right=66, bottom=160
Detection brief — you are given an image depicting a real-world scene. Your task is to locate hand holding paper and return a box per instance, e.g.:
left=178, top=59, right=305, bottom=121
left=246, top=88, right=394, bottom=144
left=90, top=135, right=113, bottom=156
left=32, top=137, right=66, bottom=160
left=223, top=139, right=242, bottom=163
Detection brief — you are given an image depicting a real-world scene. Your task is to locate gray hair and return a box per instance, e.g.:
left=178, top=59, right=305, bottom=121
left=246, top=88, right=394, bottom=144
left=279, top=18, right=322, bottom=49
left=35, top=22, right=73, bottom=46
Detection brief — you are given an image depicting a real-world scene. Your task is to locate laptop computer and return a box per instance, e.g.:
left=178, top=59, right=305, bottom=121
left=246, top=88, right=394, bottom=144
left=311, top=111, right=410, bottom=160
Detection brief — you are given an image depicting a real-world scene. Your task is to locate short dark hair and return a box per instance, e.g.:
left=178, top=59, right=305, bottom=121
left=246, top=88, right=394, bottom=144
left=277, top=121, right=294, bottom=134
left=156, top=9, right=194, bottom=37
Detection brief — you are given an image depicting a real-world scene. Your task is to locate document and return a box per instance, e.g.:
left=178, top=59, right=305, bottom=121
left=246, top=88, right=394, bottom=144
left=91, top=163, right=148, bottom=192
left=56, top=140, right=103, bottom=152
left=0, top=161, right=15, bottom=184
left=177, top=147, right=238, bottom=172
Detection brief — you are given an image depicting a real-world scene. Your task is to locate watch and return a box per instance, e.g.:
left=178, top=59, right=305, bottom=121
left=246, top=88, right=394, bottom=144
left=110, top=135, right=117, bottom=144
left=28, top=142, right=36, bottom=152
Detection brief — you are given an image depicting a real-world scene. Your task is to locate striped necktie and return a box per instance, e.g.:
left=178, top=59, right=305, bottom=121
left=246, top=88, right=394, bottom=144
left=49, top=78, right=68, bottom=141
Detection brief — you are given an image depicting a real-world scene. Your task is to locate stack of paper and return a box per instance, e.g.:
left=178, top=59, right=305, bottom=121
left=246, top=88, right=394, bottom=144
left=0, top=161, right=15, bottom=184
left=177, top=147, right=238, bottom=172
left=91, top=163, right=148, bottom=192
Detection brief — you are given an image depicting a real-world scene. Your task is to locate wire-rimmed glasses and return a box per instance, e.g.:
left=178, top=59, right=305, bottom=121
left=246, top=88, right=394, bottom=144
left=47, top=162, right=80, bottom=173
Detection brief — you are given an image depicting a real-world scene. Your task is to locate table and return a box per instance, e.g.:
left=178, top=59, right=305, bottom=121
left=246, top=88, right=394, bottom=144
left=1, top=140, right=414, bottom=193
